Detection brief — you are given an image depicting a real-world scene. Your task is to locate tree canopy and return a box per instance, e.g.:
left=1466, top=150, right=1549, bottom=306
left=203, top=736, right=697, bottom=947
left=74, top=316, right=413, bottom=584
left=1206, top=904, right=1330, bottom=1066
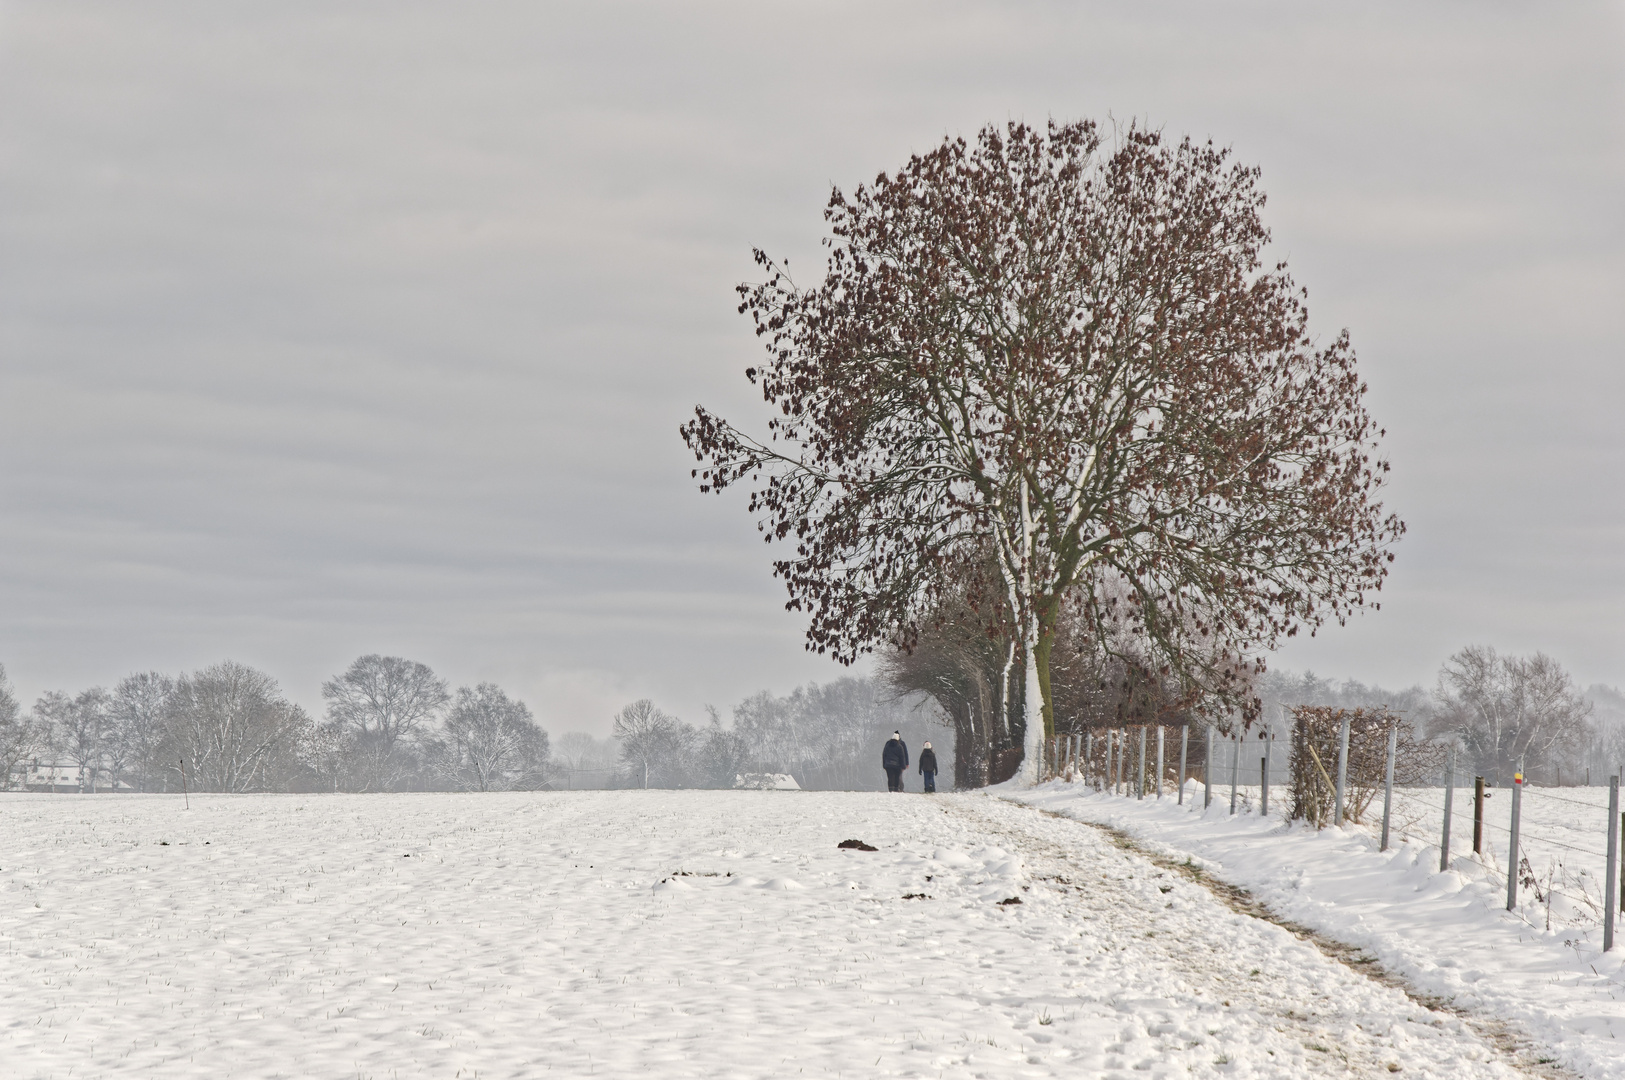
left=683, top=119, right=1403, bottom=780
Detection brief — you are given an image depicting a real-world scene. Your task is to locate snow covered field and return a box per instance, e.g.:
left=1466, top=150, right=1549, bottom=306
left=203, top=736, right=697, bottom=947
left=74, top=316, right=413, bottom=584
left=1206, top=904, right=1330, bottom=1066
left=0, top=789, right=1564, bottom=1078
left=1012, top=780, right=1625, bottom=1078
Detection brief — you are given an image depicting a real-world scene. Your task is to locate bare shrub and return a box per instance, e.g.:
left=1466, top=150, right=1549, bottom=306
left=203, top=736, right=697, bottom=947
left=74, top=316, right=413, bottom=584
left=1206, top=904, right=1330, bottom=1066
left=1290, top=706, right=1444, bottom=827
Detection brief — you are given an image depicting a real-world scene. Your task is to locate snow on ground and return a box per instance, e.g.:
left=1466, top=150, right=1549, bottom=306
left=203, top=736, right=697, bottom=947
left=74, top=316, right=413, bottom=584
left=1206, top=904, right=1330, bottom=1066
left=1010, top=780, right=1625, bottom=1078
left=0, top=789, right=1549, bottom=1078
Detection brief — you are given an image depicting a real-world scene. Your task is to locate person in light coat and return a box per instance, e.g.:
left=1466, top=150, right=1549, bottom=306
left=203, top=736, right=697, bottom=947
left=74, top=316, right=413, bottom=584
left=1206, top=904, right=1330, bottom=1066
left=881, top=731, right=909, bottom=792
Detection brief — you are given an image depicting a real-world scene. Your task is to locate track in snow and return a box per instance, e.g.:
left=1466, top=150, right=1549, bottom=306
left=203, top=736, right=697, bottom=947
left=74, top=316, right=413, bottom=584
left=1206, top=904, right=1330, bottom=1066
left=0, top=790, right=1548, bottom=1078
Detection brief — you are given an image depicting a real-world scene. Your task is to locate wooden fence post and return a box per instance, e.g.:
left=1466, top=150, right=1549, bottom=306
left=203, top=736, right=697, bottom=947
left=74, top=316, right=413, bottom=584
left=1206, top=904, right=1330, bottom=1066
left=1473, top=776, right=1485, bottom=855
left=1260, top=750, right=1269, bottom=816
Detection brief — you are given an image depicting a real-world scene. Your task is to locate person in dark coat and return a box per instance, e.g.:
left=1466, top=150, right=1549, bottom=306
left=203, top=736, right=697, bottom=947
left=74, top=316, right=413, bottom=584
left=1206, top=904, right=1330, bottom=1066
left=918, top=741, right=939, bottom=793
left=882, top=731, right=909, bottom=792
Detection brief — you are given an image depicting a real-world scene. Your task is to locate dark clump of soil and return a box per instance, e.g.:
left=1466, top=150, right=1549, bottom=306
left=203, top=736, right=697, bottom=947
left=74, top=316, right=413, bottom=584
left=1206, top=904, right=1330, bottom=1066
left=998, top=896, right=1023, bottom=905
left=837, top=839, right=878, bottom=851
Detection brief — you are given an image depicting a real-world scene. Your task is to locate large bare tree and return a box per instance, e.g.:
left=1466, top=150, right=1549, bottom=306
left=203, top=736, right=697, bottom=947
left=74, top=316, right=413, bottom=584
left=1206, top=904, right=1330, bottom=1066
left=612, top=699, right=688, bottom=789
left=322, top=655, right=449, bottom=791
left=684, top=119, right=1403, bottom=780
left=0, top=663, right=45, bottom=790
left=107, top=671, right=175, bottom=791
left=35, top=687, right=111, bottom=792
left=1432, top=646, right=1592, bottom=783
left=163, top=661, right=313, bottom=792
left=431, top=683, right=548, bottom=792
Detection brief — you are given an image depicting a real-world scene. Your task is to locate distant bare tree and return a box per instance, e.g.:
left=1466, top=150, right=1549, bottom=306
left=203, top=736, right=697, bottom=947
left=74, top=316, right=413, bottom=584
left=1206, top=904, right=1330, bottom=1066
left=1584, top=685, right=1625, bottom=783
left=322, top=655, right=449, bottom=791
left=107, top=672, right=175, bottom=791
left=163, top=661, right=314, bottom=792
left=1432, top=646, right=1591, bottom=784
left=299, top=721, right=352, bottom=793
left=1255, top=668, right=1435, bottom=744
left=430, top=683, right=548, bottom=792
left=696, top=705, right=748, bottom=788
left=35, top=688, right=111, bottom=792
left=613, top=699, right=688, bottom=788
left=0, top=663, right=45, bottom=790
left=730, top=678, right=935, bottom=791
left=555, top=731, right=619, bottom=772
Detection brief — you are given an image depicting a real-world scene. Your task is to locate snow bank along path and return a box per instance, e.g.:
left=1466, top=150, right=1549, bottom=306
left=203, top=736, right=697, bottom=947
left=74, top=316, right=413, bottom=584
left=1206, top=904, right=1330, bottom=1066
left=0, top=790, right=1548, bottom=1078
left=1011, top=781, right=1625, bottom=1078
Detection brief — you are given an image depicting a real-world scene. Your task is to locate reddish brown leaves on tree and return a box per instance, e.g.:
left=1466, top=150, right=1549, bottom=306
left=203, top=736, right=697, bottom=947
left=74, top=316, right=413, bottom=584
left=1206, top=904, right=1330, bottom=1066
left=681, top=119, right=1403, bottom=728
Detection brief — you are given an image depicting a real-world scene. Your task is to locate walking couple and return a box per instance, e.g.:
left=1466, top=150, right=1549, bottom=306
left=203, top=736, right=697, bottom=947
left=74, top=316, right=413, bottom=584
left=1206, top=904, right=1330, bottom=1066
left=882, top=731, right=937, bottom=793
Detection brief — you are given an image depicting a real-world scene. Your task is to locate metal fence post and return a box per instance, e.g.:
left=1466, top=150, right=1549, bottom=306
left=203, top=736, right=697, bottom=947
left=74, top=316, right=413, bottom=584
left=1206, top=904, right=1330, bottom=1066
left=1229, top=730, right=1240, bottom=814
left=1112, top=729, right=1121, bottom=794
left=1440, top=748, right=1455, bottom=872
left=1137, top=725, right=1147, bottom=799
left=1381, top=722, right=1396, bottom=851
left=1333, top=714, right=1351, bottom=827
left=1178, top=725, right=1189, bottom=805
left=1156, top=726, right=1165, bottom=799
left=1085, top=732, right=1093, bottom=788
left=1506, top=772, right=1523, bottom=912
left=1204, top=726, right=1214, bottom=809
left=1606, top=776, right=1619, bottom=952
left=1114, top=729, right=1122, bottom=794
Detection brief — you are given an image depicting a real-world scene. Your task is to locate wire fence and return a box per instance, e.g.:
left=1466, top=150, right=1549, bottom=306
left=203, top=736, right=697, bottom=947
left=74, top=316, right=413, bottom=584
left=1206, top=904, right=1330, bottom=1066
left=1043, top=726, right=1625, bottom=942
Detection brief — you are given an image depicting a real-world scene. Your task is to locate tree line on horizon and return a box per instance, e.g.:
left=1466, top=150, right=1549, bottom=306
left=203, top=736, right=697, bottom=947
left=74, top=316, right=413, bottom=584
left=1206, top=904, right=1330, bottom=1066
left=2, top=643, right=1616, bottom=795
left=0, top=656, right=550, bottom=794
left=0, top=655, right=943, bottom=795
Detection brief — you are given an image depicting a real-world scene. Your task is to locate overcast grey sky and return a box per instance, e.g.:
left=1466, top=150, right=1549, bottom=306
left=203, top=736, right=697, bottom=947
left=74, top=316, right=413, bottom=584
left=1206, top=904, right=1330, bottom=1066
left=1, top=1, right=1621, bottom=735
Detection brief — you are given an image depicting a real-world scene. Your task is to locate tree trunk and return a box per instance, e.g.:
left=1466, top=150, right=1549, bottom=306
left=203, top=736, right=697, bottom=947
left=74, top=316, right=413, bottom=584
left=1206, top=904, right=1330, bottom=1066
left=1034, top=624, right=1056, bottom=739
left=1019, top=624, right=1045, bottom=784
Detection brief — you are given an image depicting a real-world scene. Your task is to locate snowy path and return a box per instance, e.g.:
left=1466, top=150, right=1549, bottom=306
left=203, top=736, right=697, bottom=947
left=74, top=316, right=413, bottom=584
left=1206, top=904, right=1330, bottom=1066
left=1011, top=780, right=1624, bottom=1077
left=0, top=790, right=1544, bottom=1078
